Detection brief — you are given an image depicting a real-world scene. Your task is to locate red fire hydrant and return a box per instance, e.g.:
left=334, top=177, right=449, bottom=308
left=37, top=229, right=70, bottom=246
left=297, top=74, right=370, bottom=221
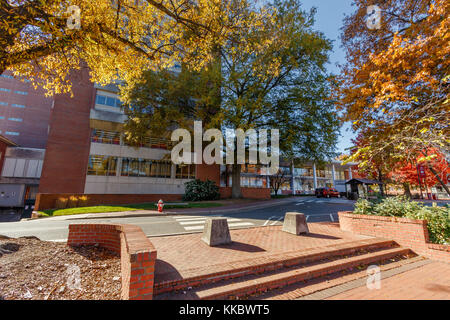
left=157, top=199, right=164, bottom=212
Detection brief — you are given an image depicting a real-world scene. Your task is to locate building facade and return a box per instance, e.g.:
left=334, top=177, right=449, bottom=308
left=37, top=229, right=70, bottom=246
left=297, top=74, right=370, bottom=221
left=0, top=71, right=52, bottom=149
left=24, top=69, right=355, bottom=210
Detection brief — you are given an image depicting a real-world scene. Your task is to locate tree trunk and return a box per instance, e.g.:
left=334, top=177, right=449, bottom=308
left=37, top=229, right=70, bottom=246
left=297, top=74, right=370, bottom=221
left=377, top=168, right=385, bottom=197
left=427, top=164, right=450, bottom=196
left=231, top=164, right=242, bottom=199
left=402, top=182, right=412, bottom=199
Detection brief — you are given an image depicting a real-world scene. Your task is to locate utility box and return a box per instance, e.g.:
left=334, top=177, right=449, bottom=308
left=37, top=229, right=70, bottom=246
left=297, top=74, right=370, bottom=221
left=0, top=184, right=26, bottom=208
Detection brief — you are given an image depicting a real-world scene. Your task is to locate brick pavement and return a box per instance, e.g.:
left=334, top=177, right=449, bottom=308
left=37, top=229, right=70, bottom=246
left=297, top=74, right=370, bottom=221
left=150, top=223, right=372, bottom=284
left=327, top=261, right=450, bottom=300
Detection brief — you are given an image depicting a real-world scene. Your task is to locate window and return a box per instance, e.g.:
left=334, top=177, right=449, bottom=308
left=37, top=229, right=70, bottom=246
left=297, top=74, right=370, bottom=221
left=11, top=104, right=25, bottom=108
left=0, top=88, right=11, bottom=92
left=5, top=131, right=19, bottom=136
left=0, top=75, right=13, bottom=79
left=175, top=164, right=196, bottom=179
left=122, top=158, right=172, bottom=178
left=8, top=117, right=23, bottom=122
left=14, top=90, right=27, bottom=95
left=91, top=129, right=120, bottom=144
left=87, top=155, right=117, bottom=176
left=95, top=94, right=121, bottom=108
left=0, top=102, right=7, bottom=106
left=0, top=116, right=4, bottom=119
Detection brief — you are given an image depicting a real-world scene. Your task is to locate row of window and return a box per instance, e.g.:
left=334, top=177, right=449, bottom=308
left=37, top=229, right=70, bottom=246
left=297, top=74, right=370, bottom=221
left=0, top=131, right=20, bottom=136
left=0, top=117, right=23, bottom=122
left=0, top=88, right=28, bottom=95
left=0, top=102, right=26, bottom=108
left=95, top=94, right=122, bottom=108
left=91, top=129, right=174, bottom=150
left=87, top=155, right=196, bottom=179
left=0, top=74, right=31, bottom=82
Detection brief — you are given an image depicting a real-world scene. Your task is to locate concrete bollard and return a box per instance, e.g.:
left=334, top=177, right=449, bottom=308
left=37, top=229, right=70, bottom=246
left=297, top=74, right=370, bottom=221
left=282, top=212, right=309, bottom=235
left=201, top=217, right=232, bottom=246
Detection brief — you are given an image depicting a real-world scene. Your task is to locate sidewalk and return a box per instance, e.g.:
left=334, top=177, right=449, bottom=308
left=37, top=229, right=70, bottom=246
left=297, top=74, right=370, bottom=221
left=327, top=261, right=450, bottom=300
left=38, top=197, right=301, bottom=221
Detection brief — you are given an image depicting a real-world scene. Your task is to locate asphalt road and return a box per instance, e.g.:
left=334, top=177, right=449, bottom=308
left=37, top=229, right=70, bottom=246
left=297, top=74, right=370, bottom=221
left=0, top=197, right=355, bottom=241
left=1, top=197, right=447, bottom=242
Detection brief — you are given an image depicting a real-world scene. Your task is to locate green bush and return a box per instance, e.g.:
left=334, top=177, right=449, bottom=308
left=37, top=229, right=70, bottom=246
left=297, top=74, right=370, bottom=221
left=353, top=196, right=450, bottom=245
left=182, top=179, right=220, bottom=202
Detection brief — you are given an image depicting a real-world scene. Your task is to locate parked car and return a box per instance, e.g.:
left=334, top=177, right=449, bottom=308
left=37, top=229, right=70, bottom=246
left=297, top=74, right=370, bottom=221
left=315, top=187, right=341, bottom=198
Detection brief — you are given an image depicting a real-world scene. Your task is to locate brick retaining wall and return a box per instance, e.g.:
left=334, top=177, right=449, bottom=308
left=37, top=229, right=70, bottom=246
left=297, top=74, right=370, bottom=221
left=338, top=212, right=449, bottom=263
left=67, top=224, right=157, bottom=300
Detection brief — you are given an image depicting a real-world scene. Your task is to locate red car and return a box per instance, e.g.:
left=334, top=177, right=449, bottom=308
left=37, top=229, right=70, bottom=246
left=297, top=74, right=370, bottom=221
left=315, top=187, right=341, bottom=198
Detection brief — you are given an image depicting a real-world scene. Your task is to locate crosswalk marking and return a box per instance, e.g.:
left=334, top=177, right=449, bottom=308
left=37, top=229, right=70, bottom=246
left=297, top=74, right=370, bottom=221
left=184, top=222, right=254, bottom=231
left=174, top=215, right=255, bottom=231
left=179, top=218, right=241, bottom=225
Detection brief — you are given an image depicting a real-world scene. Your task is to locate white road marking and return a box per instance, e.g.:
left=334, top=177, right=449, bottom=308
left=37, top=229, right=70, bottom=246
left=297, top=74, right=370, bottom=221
left=179, top=218, right=241, bottom=225
left=263, top=216, right=276, bottom=226
left=270, top=216, right=284, bottom=226
left=306, top=215, right=310, bottom=221
left=184, top=222, right=253, bottom=231
left=329, top=214, right=335, bottom=222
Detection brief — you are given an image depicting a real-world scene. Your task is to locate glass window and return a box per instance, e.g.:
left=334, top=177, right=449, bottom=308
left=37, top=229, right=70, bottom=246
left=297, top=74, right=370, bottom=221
left=14, top=90, right=27, bottom=95
left=176, top=164, right=195, bottom=179
left=87, top=155, right=117, bottom=176
left=122, top=158, right=171, bottom=178
left=106, top=96, right=116, bottom=107
left=95, top=95, right=106, bottom=105
left=11, top=104, right=25, bottom=108
left=0, top=88, right=11, bottom=92
left=8, top=117, right=22, bottom=122
left=0, top=102, right=7, bottom=106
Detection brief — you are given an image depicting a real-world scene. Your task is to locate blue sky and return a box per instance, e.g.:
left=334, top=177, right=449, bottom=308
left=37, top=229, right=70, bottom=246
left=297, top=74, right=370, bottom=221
left=297, top=0, right=357, bottom=154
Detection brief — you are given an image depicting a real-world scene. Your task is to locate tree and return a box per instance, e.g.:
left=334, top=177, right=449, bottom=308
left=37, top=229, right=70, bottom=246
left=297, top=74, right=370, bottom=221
left=122, top=0, right=339, bottom=198
left=217, top=0, right=338, bottom=198
left=338, top=0, right=449, bottom=178
left=0, top=0, right=271, bottom=95
left=269, top=168, right=291, bottom=196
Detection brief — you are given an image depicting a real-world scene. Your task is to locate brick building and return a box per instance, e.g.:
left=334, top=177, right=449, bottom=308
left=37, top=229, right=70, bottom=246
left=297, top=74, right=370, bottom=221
left=0, top=69, right=354, bottom=211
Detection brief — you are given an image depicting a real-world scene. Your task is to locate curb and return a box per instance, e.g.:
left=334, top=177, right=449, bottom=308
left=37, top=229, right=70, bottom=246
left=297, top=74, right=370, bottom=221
left=38, top=198, right=300, bottom=221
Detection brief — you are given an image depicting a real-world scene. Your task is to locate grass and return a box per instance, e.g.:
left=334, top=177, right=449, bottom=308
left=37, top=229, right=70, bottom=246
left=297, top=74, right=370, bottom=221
left=37, top=202, right=223, bottom=217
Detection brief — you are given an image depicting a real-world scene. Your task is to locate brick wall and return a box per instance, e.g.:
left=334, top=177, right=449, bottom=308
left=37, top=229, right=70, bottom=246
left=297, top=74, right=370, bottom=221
left=196, top=163, right=221, bottom=186
left=35, top=193, right=183, bottom=211
left=338, top=212, right=450, bottom=263
left=219, top=187, right=271, bottom=199
left=38, top=68, right=94, bottom=194
left=67, top=223, right=157, bottom=300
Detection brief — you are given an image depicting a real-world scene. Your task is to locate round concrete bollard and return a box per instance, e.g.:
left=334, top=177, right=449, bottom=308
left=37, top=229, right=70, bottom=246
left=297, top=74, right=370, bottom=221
left=282, top=212, right=309, bottom=235
left=201, top=217, right=232, bottom=246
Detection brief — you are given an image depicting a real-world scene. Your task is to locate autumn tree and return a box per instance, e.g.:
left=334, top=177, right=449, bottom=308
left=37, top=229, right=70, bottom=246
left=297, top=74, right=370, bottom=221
left=122, top=0, right=339, bottom=198
left=0, top=0, right=271, bottom=95
left=338, top=0, right=449, bottom=192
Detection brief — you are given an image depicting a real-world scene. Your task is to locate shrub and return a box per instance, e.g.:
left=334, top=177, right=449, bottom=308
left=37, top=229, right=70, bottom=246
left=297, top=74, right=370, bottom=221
left=405, top=206, right=450, bottom=245
left=352, top=196, right=450, bottom=245
left=182, top=179, right=220, bottom=202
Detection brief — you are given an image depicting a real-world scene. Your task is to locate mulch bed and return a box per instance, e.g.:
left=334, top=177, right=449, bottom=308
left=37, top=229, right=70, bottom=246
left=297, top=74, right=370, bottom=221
left=0, top=235, right=121, bottom=300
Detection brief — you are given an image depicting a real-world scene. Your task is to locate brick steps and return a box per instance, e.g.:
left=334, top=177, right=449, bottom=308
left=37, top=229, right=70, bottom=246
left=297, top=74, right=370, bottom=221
left=256, top=255, right=427, bottom=300
left=154, top=238, right=396, bottom=295
left=156, top=246, right=411, bottom=300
